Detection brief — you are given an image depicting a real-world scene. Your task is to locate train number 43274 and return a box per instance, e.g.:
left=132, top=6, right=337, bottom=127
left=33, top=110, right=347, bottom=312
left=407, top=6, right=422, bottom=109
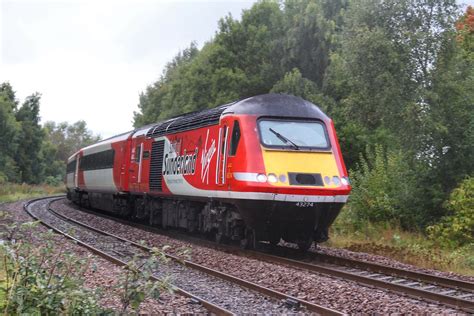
left=295, top=202, right=314, bottom=207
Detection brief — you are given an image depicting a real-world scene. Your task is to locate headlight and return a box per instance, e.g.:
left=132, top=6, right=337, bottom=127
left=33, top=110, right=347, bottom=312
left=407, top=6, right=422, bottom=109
left=332, top=176, right=340, bottom=186
left=267, top=173, right=278, bottom=183
left=257, top=173, right=267, bottom=183
left=324, top=176, right=331, bottom=185
left=341, top=177, right=350, bottom=185
left=279, top=174, right=287, bottom=183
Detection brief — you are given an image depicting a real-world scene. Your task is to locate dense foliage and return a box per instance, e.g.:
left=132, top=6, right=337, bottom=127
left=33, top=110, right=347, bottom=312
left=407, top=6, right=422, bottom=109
left=427, top=177, right=474, bottom=247
left=0, top=221, right=107, bottom=314
left=0, top=82, right=100, bottom=185
left=1, top=0, right=472, bottom=246
left=347, top=146, right=422, bottom=229
left=0, top=217, right=174, bottom=313
left=134, top=0, right=473, bottom=240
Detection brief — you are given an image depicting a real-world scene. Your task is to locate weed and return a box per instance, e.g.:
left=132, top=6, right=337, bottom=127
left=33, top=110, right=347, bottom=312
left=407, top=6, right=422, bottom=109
left=0, top=221, right=108, bottom=315
left=117, top=245, right=173, bottom=313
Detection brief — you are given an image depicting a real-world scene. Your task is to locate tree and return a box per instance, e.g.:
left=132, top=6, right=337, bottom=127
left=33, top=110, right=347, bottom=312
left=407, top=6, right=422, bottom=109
left=134, top=1, right=287, bottom=127
left=15, top=93, right=45, bottom=184
left=0, top=88, right=20, bottom=183
left=41, top=120, right=100, bottom=182
left=422, top=25, right=474, bottom=195
left=455, top=5, right=474, bottom=60
left=282, top=0, right=348, bottom=87
left=0, top=82, right=18, bottom=109
left=323, top=0, right=464, bottom=214
left=132, top=0, right=472, bottom=230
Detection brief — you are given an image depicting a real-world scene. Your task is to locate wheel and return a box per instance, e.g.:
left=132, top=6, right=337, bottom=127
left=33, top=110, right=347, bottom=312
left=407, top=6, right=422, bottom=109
left=297, top=238, right=313, bottom=252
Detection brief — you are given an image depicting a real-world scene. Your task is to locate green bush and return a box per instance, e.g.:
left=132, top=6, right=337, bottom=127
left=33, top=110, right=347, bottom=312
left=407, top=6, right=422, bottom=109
left=44, top=175, right=62, bottom=187
left=0, top=221, right=108, bottom=315
left=347, top=145, right=422, bottom=229
left=117, top=245, right=172, bottom=313
left=0, top=172, right=6, bottom=185
left=427, top=177, right=474, bottom=247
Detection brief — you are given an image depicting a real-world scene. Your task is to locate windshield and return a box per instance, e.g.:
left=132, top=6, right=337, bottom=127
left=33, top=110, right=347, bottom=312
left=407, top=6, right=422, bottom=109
left=258, top=119, right=329, bottom=150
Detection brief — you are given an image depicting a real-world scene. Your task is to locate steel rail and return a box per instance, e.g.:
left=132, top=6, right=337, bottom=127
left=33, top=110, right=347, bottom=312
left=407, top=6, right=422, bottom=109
left=52, top=197, right=474, bottom=312
left=23, top=197, right=233, bottom=316
left=309, top=251, right=474, bottom=292
left=243, top=249, right=474, bottom=313
left=30, top=197, right=343, bottom=316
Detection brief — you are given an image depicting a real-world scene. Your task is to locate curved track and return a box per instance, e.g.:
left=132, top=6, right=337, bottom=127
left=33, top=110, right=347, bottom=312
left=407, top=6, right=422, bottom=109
left=246, top=247, right=474, bottom=313
left=51, top=197, right=474, bottom=313
left=25, top=196, right=342, bottom=315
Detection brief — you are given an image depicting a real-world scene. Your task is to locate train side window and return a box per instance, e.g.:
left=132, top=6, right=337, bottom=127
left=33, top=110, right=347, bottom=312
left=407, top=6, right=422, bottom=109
left=221, top=126, right=228, bottom=154
left=66, top=160, right=76, bottom=173
left=229, top=120, right=241, bottom=156
left=79, top=149, right=115, bottom=170
left=135, top=145, right=141, bottom=162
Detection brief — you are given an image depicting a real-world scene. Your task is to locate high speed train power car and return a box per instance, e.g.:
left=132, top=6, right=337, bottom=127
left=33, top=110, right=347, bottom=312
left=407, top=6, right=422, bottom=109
left=66, top=94, right=351, bottom=250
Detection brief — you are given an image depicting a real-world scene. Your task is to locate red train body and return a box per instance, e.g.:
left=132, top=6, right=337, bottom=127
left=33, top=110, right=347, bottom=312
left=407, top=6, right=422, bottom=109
left=66, top=94, right=351, bottom=249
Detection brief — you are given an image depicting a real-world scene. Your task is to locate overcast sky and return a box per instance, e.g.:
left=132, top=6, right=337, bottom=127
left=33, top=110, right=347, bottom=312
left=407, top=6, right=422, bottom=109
left=1, top=0, right=473, bottom=138
left=0, top=0, right=254, bottom=138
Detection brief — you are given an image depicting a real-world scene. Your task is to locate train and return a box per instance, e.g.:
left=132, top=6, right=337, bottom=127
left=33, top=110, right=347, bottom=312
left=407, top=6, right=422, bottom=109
left=66, top=93, right=351, bottom=250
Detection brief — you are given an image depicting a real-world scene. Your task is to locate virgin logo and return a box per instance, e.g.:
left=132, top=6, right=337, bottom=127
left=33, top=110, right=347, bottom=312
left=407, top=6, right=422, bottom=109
left=201, top=129, right=216, bottom=184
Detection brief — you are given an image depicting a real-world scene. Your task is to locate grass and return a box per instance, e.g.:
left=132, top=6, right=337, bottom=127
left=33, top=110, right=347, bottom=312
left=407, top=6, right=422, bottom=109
left=0, top=254, right=6, bottom=310
left=0, top=183, right=65, bottom=203
left=325, top=217, right=474, bottom=276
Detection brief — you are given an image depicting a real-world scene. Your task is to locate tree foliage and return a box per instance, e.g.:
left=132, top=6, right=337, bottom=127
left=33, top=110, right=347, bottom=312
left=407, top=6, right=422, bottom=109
left=348, top=146, right=424, bottom=229
left=0, top=82, right=100, bottom=185
left=1, top=1, right=472, bottom=236
left=456, top=5, right=474, bottom=60
left=41, top=120, right=101, bottom=184
left=15, top=93, right=44, bottom=184
left=0, top=85, right=20, bottom=183
left=133, top=0, right=472, bottom=232
left=427, top=177, right=474, bottom=247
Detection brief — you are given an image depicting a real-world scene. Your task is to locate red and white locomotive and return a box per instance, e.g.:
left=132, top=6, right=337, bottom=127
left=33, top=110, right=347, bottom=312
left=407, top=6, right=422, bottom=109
left=66, top=94, right=351, bottom=250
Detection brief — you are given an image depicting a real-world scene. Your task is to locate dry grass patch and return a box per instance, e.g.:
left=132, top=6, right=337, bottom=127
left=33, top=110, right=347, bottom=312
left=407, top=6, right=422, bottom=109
left=0, top=183, right=64, bottom=203
left=326, top=220, right=474, bottom=276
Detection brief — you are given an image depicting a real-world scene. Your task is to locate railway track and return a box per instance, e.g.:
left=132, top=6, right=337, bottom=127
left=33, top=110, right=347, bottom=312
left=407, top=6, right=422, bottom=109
left=24, top=196, right=342, bottom=315
left=246, top=247, right=474, bottom=313
left=51, top=197, right=474, bottom=313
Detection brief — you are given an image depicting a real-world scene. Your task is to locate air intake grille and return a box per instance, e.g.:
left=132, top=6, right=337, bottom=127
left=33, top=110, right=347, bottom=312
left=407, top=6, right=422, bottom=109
left=149, top=140, right=165, bottom=191
left=288, top=173, right=323, bottom=186
left=146, top=105, right=230, bottom=138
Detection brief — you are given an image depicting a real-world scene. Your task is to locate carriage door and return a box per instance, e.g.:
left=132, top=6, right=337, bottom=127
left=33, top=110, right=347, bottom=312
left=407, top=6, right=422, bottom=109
left=216, top=125, right=229, bottom=186
left=130, top=137, right=144, bottom=191
left=227, top=120, right=241, bottom=190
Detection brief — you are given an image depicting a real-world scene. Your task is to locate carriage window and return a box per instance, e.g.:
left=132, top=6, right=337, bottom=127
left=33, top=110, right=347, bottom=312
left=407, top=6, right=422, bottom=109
left=79, top=149, right=115, bottom=170
left=66, top=160, right=76, bottom=173
left=229, top=120, right=241, bottom=156
left=221, top=126, right=228, bottom=154
left=258, top=119, right=329, bottom=150
left=135, top=145, right=141, bottom=162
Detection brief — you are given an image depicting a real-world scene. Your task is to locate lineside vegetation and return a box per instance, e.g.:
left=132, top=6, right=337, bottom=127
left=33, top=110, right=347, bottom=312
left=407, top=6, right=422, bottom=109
left=0, top=0, right=472, bottom=272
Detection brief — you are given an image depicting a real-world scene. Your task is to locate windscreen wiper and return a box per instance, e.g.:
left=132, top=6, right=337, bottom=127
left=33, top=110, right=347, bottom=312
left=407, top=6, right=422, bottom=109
left=269, top=128, right=299, bottom=150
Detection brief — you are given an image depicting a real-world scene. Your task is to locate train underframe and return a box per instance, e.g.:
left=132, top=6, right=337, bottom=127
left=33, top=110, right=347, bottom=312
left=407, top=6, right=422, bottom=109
left=67, top=189, right=343, bottom=251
